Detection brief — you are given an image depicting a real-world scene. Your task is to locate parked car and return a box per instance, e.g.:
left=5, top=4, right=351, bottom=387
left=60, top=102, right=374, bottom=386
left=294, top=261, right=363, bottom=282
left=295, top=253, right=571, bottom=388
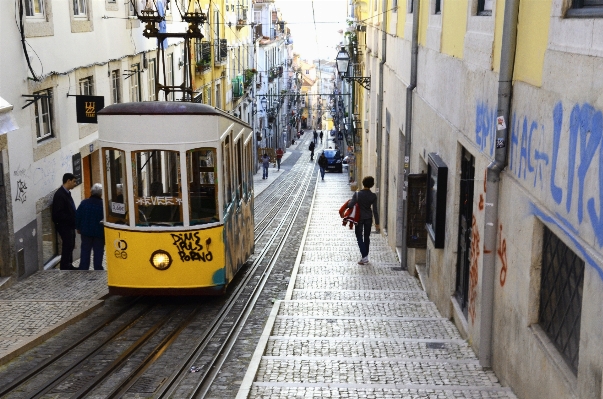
left=323, top=149, right=343, bottom=173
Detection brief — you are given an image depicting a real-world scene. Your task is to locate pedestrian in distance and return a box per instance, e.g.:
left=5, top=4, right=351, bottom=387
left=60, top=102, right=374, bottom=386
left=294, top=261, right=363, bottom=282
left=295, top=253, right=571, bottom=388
left=347, top=176, right=380, bottom=265
left=313, top=130, right=318, bottom=144
left=262, top=153, right=270, bottom=179
left=319, top=130, right=324, bottom=143
left=76, top=183, right=105, bottom=270
left=276, top=147, right=284, bottom=171
left=318, top=152, right=328, bottom=180
left=309, top=141, right=315, bottom=161
left=52, top=173, right=78, bottom=270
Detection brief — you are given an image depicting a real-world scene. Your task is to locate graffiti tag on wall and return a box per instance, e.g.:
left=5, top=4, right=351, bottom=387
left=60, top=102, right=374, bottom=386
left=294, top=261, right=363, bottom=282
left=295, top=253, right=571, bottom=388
left=468, top=215, right=480, bottom=325
left=15, top=180, right=27, bottom=203
left=498, top=224, right=507, bottom=287
left=475, top=101, right=603, bottom=279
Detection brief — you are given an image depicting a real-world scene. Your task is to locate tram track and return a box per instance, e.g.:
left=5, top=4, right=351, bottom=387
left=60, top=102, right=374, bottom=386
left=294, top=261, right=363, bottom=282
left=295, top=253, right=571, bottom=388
left=0, top=141, right=318, bottom=399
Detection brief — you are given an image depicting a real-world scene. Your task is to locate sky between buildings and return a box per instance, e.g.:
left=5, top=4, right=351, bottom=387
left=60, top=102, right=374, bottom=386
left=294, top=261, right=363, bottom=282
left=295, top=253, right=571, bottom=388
left=276, top=0, right=347, bottom=62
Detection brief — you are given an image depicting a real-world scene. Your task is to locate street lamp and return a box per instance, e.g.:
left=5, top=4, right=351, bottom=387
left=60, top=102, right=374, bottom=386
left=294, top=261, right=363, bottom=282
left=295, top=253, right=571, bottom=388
left=260, top=96, right=267, bottom=112
left=335, top=48, right=371, bottom=91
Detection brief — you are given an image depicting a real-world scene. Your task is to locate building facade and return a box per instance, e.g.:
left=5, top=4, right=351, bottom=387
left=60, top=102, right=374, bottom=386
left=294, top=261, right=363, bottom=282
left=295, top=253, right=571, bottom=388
left=354, top=0, right=603, bottom=398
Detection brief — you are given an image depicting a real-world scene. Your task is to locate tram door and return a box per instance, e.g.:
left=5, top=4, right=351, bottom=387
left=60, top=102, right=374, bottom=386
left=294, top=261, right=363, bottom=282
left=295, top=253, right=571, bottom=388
left=455, top=148, right=474, bottom=318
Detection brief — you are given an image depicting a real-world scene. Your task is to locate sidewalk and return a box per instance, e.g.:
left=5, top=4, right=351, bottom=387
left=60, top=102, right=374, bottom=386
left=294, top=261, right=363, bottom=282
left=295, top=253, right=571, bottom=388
left=237, top=171, right=517, bottom=398
left=0, top=271, right=107, bottom=366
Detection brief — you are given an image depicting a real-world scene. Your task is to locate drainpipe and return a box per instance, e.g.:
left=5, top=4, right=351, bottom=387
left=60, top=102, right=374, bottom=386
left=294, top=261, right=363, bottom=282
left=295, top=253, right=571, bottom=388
left=375, top=0, right=388, bottom=215
left=399, top=0, right=420, bottom=269
left=480, top=0, right=520, bottom=367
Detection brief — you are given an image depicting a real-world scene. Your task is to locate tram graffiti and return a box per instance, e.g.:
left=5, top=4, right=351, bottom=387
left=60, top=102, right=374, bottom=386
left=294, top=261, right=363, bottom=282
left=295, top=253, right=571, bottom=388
left=170, top=232, right=213, bottom=262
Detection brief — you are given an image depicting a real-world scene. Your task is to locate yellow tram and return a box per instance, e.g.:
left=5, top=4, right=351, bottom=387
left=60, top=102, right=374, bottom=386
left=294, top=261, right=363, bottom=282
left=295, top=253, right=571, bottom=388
left=97, top=102, right=254, bottom=295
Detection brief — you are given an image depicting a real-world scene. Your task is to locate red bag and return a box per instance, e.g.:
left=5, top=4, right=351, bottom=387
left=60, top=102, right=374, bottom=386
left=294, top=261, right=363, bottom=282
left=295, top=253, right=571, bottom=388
left=339, top=194, right=360, bottom=229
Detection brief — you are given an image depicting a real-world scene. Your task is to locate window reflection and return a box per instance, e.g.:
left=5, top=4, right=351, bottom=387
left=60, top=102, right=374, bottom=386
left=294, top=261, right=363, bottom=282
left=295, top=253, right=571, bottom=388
left=133, top=150, right=182, bottom=226
left=188, top=148, right=219, bottom=225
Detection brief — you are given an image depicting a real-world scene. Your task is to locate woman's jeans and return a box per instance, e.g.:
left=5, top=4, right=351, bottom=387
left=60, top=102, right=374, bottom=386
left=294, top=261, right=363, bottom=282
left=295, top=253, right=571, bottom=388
left=355, top=218, right=372, bottom=258
left=80, top=235, right=105, bottom=270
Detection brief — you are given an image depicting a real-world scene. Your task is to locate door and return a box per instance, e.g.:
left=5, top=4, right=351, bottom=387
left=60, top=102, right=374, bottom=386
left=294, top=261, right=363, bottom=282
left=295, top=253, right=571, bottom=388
left=455, top=148, right=474, bottom=318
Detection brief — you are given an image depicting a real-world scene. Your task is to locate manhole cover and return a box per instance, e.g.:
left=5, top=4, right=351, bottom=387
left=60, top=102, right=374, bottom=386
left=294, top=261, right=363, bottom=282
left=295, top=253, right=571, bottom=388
left=426, top=342, right=446, bottom=350
left=128, top=376, right=166, bottom=393
left=51, top=374, right=96, bottom=393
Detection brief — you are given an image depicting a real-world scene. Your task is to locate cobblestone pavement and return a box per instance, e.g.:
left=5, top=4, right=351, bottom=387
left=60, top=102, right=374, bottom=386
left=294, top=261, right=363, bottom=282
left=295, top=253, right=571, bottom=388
left=237, top=172, right=517, bottom=399
left=0, top=271, right=107, bottom=365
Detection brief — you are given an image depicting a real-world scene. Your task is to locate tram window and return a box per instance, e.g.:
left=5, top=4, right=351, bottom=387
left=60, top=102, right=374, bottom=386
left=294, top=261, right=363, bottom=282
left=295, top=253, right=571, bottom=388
left=187, top=148, right=219, bottom=225
left=245, top=140, right=252, bottom=200
left=104, top=149, right=129, bottom=224
left=236, top=139, right=243, bottom=201
left=222, top=136, right=232, bottom=206
left=133, top=150, right=183, bottom=226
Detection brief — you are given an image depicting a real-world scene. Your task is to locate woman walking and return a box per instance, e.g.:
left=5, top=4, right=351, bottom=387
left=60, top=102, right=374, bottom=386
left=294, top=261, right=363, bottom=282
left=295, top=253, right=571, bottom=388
left=348, top=176, right=380, bottom=264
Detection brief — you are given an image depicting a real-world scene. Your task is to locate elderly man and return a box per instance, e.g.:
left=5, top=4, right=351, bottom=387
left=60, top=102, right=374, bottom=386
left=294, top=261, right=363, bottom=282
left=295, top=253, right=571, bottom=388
left=76, top=183, right=105, bottom=270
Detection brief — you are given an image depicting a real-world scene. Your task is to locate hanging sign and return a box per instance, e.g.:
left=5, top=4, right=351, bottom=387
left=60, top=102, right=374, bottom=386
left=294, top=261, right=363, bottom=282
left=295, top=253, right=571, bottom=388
left=75, top=95, right=105, bottom=123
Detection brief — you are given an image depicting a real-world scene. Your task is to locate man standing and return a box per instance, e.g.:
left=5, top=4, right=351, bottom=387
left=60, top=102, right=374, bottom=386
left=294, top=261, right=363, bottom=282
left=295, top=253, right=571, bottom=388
left=313, top=130, right=318, bottom=144
left=275, top=147, right=284, bottom=171
left=318, top=152, right=328, bottom=181
left=262, top=153, right=270, bottom=179
left=76, top=183, right=105, bottom=270
left=52, top=173, right=78, bottom=270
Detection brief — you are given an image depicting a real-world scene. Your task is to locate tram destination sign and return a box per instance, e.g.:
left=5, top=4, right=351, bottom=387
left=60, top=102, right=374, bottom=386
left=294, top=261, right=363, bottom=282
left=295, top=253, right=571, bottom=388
left=75, top=95, right=104, bottom=123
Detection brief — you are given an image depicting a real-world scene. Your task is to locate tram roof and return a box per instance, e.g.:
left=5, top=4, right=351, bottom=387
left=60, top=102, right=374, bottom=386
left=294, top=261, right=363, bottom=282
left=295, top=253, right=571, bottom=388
left=99, top=102, right=228, bottom=117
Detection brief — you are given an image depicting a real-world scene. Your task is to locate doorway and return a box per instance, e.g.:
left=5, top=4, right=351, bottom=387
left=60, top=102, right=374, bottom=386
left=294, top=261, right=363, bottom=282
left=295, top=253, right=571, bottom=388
left=455, top=148, right=475, bottom=318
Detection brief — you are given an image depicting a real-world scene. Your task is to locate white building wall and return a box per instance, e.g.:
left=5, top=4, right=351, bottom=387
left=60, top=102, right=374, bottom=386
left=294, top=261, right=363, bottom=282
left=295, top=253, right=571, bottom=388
left=1, top=0, right=186, bottom=276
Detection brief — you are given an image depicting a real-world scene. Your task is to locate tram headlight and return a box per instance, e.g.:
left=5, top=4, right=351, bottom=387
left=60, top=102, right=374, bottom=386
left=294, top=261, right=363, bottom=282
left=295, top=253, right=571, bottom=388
left=150, top=250, right=173, bottom=270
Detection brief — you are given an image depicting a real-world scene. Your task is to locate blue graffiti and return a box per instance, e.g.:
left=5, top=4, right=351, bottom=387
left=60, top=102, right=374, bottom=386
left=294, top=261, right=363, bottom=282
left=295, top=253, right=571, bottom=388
left=475, top=101, right=497, bottom=156
left=488, top=100, right=603, bottom=278
left=510, top=113, right=549, bottom=189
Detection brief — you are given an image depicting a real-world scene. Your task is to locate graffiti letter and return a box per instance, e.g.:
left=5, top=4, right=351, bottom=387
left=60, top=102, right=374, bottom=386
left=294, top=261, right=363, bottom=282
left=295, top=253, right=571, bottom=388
left=576, top=104, right=603, bottom=223
left=550, top=102, right=564, bottom=205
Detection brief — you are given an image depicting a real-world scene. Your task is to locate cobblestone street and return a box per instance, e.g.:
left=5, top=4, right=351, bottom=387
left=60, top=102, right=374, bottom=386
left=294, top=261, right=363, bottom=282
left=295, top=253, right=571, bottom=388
left=237, top=171, right=518, bottom=399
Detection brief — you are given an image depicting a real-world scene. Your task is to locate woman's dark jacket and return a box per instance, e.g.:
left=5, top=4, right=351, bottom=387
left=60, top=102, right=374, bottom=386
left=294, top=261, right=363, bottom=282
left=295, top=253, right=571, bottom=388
left=348, top=189, right=379, bottom=224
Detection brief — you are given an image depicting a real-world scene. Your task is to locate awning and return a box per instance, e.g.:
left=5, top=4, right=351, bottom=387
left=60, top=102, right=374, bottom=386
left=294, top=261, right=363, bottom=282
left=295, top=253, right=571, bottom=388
left=0, top=96, right=18, bottom=135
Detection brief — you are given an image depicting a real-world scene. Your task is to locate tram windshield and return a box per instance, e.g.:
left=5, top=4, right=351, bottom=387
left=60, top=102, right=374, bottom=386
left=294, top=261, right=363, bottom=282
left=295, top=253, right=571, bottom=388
left=187, top=148, right=219, bottom=225
left=104, top=149, right=129, bottom=224
left=133, top=150, right=183, bottom=226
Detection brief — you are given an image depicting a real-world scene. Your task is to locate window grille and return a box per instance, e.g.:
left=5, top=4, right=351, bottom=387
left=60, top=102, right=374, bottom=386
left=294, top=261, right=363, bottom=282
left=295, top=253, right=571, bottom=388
left=111, top=70, right=121, bottom=104
left=25, top=0, right=45, bottom=17
left=33, top=89, right=53, bottom=141
left=79, top=76, right=94, bottom=95
left=539, top=226, right=584, bottom=375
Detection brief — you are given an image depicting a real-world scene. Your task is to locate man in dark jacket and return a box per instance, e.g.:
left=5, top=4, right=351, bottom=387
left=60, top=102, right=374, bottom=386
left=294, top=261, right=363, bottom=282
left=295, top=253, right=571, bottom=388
left=318, top=152, right=328, bottom=180
left=348, top=176, right=380, bottom=265
left=309, top=141, right=315, bottom=161
left=52, top=173, right=78, bottom=270
left=76, top=183, right=105, bottom=270
left=313, top=130, right=318, bottom=144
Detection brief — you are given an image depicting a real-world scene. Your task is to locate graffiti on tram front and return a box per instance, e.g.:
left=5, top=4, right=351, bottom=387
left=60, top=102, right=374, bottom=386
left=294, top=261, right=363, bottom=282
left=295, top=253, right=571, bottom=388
left=170, top=232, right=213, bottom=262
